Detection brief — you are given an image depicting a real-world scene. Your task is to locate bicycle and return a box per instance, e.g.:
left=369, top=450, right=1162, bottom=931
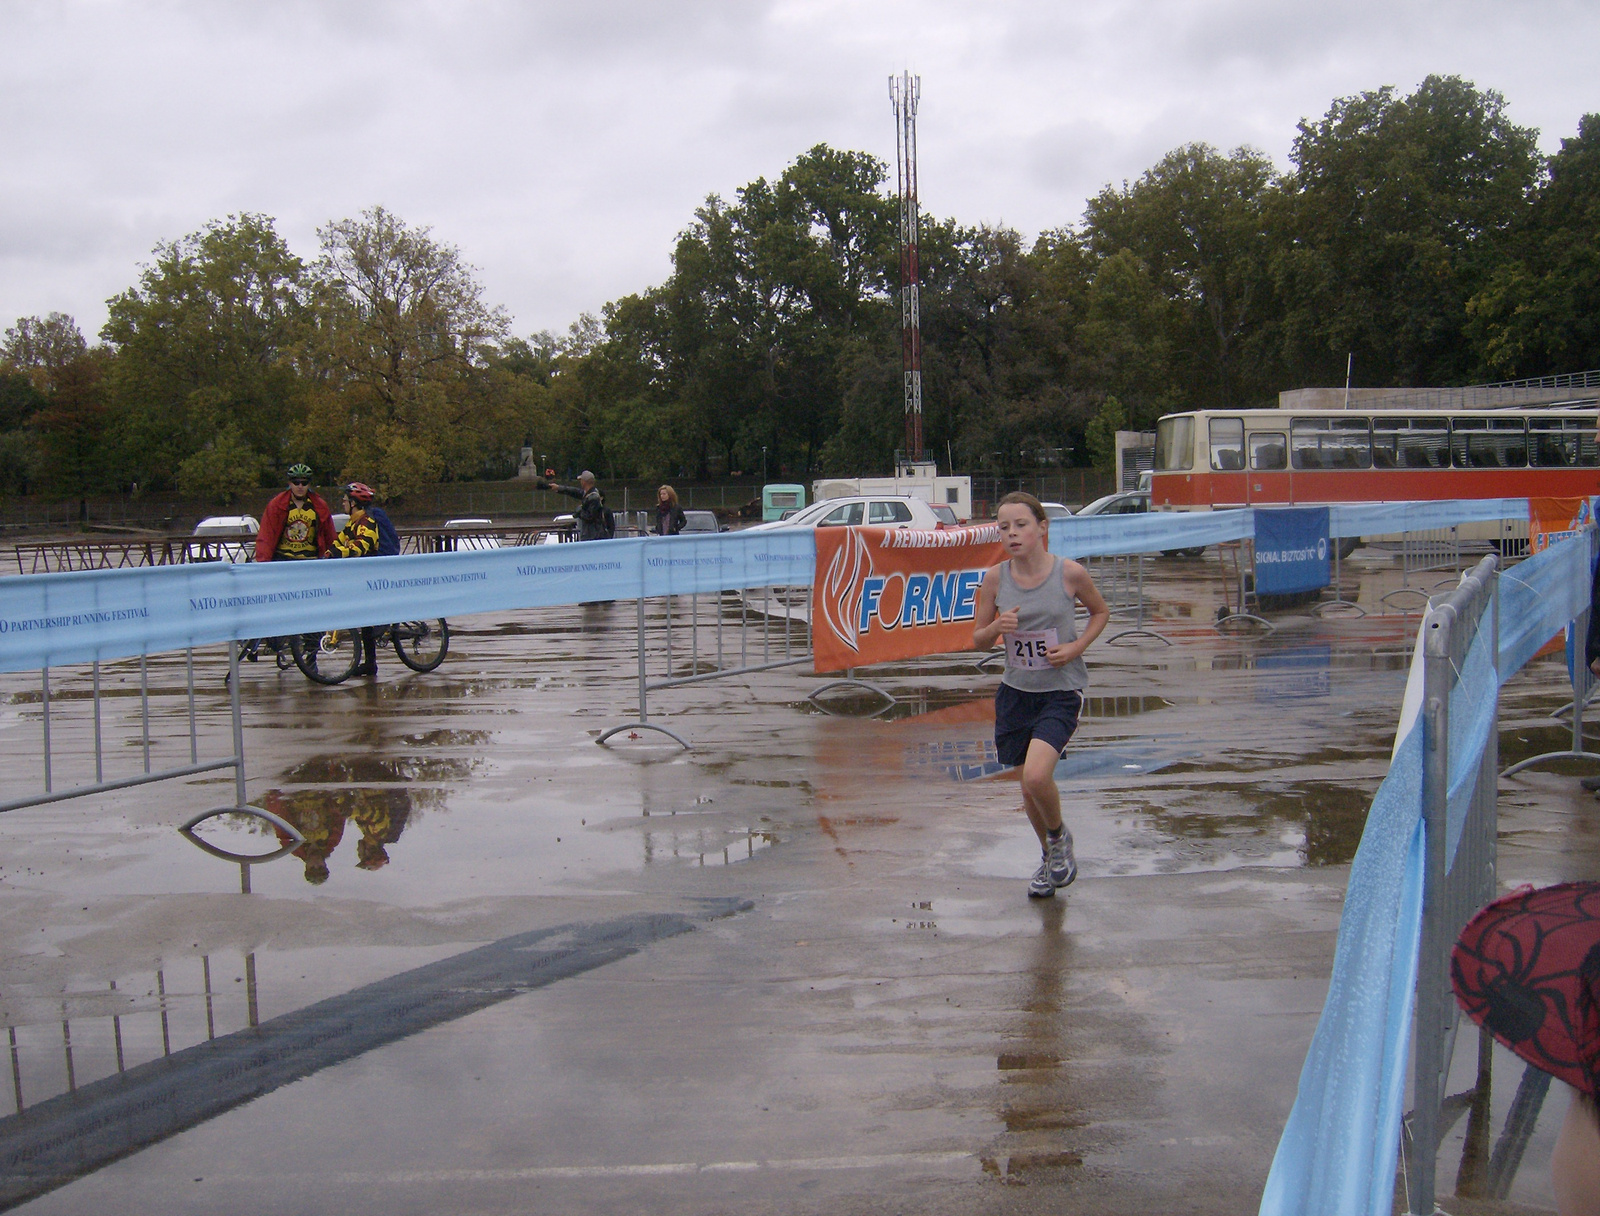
left=290, top=620, right=451, bottom=685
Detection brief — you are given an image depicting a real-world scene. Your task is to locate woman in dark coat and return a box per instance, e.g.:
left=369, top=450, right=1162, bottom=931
left=654, top=485, right=687, bottom=536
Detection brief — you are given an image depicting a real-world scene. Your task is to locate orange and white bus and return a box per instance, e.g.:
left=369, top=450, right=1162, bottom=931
left=1149, top=407, right=1600, bottom=511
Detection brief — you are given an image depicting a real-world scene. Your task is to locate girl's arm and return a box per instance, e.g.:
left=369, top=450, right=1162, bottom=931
left=1049, top=560, right=1110, bottom=664
left=972, top=567, right=1018, bottom=650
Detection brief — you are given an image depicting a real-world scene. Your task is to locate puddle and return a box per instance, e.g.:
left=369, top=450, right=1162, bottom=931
left=189, top=787, right=444, bottom=884
left=398, top=729, right=492, bottom=748
left=280, top=755, right=478, bottom=784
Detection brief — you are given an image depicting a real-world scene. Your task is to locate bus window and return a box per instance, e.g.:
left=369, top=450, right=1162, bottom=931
left=1209, top=418, right=1244, bottom=470
left=1373, top=417, right=1448, bottom=469
left=1155, top=416, right=1194, bottom=471
left=1249, top=432, right=1286, bottom=471
left=1452, top=418, right=1527, bottom=468
left=1530, top=416, right=1600, bottom=467
left=1291, top=418, right=1371, bottom=470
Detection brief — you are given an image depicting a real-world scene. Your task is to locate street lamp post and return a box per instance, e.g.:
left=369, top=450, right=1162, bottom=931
left=761, top=446, right=768, bottom=485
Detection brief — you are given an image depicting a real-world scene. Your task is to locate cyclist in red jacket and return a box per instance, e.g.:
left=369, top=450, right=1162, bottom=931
left=255, top=463, right=335, bottom=563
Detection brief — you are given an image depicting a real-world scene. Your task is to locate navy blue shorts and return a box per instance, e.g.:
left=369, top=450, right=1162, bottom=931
left=994, top=685, right=1082, bottom=768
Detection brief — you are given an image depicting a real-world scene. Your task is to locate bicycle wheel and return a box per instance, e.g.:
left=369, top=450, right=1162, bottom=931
left=392, top=619, right=449, bottom=672
left=291, top=628, right=362, bottom=685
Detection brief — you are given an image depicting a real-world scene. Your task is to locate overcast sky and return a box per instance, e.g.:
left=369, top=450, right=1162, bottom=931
left=3, top=0, right=1597, bottom=344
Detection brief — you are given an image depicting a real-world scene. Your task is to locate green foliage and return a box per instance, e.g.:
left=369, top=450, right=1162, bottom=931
left=175, top=425, right=267, bottom=503
left=101, top=214, right=309, bottom=489
left=311, top=206, right=516, bottom=492
left=1086, top=396, right=1127, bottom=471
left=1277, top=75, right=1541, bottom=386
left=1466, top=113, right=1600, bottom=376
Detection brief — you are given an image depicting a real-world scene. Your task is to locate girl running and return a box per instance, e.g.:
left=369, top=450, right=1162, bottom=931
left=972, top=492, right=1110, bottom=898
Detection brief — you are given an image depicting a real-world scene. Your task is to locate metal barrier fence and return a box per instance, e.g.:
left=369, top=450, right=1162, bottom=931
left=599, top=583, right=813, bottom=750
left=0, top=645, right=301, bottom=891
left=10, top=518, right=680, bottom=573
left=1084, top=552, right=1167, bottom=645
left=1405, top=553, right=1500, bottom=1213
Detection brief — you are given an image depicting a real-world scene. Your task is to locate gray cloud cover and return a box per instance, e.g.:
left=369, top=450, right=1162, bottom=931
left=2, top=0, right=1595, bottom=340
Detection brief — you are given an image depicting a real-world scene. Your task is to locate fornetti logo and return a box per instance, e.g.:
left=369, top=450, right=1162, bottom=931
left=811, top=525, right=1003, bottom=673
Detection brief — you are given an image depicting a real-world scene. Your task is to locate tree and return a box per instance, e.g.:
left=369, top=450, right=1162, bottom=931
left=1081, top=143, right=1283, bottom=408
left=1085, top=395, right=1127, bottom=471
left=3, top=313, right=88, bottom=394
left=311, top=206, right=514, bottom=496
left=1277, top=76, right=1541, bottom=386
left=1466, top=113, right=1600, bottom=376
left=175, top=424, right=268, bottom=504
left=33, top=348, right=114, bottom=514
left=100, top=214, right=308, bottom=489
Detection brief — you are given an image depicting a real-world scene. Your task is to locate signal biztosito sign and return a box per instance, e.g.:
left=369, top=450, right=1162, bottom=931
left=812, top=524, right=1002, bottom=673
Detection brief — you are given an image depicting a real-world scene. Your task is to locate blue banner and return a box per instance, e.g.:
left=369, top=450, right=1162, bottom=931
left=0, top=499, right=1553, bottom=675
left=0, top=532, right=818, bottom=674
left=1254, top=507, right=1330, bottom=595
left=1260, top=531, right=1590, bottom=1216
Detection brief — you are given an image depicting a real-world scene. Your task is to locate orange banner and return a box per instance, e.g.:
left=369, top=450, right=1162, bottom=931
left=1529, top=497, right=1594, bottom=555
left=812, top=525, right=1002, bottom=673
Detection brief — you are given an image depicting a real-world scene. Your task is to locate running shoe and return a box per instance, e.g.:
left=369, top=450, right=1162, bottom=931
left=1028, top=856, right=1055, bottom=899
left=1047, top=833, right=1077, bottom=888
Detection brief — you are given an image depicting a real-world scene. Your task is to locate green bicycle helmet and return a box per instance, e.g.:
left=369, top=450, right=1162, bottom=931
left=287, top=463, right=313, bottom=481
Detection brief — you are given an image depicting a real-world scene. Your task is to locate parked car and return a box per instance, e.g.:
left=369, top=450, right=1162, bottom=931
left=1073, top=491, right=1203, bottom=557
left=1040, top=501, right=1073, bottom=522
left=679, top=509, right=728, bottom=534
left=440, top=517, right=501, bottom=550
left=192, top=514, right=259, bottom=537
left=931, top=503, right=959, bottom=527
left=746, top=495, right=945, bottom=531
left=188, top=515, right=257, bottom=563
left=1075, top=491, right=1149, bottom=517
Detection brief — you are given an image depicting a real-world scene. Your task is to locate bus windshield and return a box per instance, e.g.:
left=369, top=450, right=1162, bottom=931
left=1154, top=417, right=1194, bottom=471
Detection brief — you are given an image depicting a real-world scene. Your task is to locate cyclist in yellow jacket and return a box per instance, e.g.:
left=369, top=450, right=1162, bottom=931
left=330, top=482, right=382, bottom=676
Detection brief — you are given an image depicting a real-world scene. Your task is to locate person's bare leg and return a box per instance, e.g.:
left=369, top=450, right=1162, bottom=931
left=1551, top=1087, right=1600, bottom=1216
left=1019, top=737, right=1064, bottom=850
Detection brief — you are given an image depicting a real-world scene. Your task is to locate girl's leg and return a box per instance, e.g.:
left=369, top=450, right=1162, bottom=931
left=1019, top=737, right=1064, bottom=849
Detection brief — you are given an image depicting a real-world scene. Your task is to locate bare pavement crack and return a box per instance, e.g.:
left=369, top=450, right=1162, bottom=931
left=0, top=899, right=751, bottom=1211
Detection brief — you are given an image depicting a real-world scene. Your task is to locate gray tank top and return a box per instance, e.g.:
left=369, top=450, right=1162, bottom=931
left=996, top=555, right=1088, bottom=692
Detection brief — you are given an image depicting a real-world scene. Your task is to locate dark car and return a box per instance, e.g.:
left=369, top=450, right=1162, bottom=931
left=1075, top=491, right=1203, bottom=557
left=681, top=510, right=728, bottom=534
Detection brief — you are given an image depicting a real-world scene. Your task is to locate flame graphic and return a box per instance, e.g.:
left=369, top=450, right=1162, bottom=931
left=816, top=529, right=874, bottom=654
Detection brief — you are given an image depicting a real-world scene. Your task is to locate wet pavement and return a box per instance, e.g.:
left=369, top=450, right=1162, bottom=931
left=1, top=547, right=1598, bottom=1214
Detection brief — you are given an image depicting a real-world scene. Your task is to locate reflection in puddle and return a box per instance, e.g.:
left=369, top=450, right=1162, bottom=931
left=191, top=787, right=442, bottom=884
left=983, top=900, right=1091, bottom=1178
left=281, top=754, right=477, bottom=784
left=2, top=948, right=263, bottom=1118
left=1141, top=779, right=1374, bottom=868
left=903, top=738, right=1195, bottom=784
left=640, top=827, right=776, bottom=867
left=399, top=729, right=492, bottom=748
left=1082, top=695, right=1171, bottom=718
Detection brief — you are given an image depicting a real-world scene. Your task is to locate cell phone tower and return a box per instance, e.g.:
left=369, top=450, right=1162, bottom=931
left=890, top=71, right=923, bottom=464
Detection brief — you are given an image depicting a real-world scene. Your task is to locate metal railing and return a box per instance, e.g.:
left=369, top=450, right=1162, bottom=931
left=1085, top=552, right=1167, bottom=645
left=598, top=584, right=813, bottom=750
left=0, top=645, right=302, bottom=892
left=1405, top=553, right=1500, bottom=1214
left=0, top=647, right=246, bottom=816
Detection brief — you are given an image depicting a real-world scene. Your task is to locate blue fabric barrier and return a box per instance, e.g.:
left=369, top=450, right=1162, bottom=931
left=0, top=499, right=1548, bottom=675
left=0, top=532, right=818, bottom=673
left=1329, top=498, right=1525, bottom=539
left=1259, top=532, right=1588, bottom=1216
left=1049, top=507, right=1253, bottom=557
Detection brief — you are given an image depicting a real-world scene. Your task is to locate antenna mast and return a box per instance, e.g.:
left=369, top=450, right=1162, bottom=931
left=889, top=71, right=923, bottom=464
